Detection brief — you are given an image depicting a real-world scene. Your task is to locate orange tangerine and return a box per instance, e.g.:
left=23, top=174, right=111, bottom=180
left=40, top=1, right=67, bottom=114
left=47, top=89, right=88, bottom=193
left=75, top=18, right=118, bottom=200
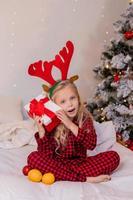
left=42, top=172, right=55, bottom=185
left=28, top=169, right=42, bottom=182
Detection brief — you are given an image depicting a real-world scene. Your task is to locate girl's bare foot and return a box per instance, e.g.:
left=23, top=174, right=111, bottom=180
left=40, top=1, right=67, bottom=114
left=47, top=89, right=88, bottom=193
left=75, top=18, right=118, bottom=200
left=86, top=175, right=111, bottom=183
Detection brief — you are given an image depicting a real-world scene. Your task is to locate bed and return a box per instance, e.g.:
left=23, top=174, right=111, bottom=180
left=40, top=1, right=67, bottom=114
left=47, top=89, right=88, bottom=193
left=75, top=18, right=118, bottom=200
left=0, top=96, right=133, bottom=200
left=0, top=143, right=133, bottom=200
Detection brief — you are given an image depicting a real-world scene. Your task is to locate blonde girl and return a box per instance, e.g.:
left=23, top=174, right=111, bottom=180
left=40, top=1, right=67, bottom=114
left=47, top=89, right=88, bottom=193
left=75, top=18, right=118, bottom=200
left=27, top=80, right=120, bottom=183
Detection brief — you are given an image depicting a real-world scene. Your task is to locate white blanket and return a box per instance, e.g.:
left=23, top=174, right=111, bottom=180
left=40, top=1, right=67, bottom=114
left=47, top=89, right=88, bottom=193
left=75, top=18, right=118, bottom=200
left=0, top=143, right=133, bottom=200
left=0, top=120, right=36, bottom=148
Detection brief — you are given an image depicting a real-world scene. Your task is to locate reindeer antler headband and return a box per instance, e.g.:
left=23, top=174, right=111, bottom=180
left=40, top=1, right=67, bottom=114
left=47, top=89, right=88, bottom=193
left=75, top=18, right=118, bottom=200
left=28, top=41, right=78, bottom=98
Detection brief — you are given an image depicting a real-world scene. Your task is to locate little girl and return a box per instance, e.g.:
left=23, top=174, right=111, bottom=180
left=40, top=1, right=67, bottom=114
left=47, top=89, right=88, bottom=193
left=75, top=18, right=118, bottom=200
left=27, top=79, right=120, bottom=183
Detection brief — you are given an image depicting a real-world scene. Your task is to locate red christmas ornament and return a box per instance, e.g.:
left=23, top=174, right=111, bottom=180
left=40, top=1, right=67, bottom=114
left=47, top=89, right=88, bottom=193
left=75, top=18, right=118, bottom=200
left=114, top=74, right=120, bottom=82
left=22, top=165, right=31, bottom=176
left=124, top=31, right=133, bottom=40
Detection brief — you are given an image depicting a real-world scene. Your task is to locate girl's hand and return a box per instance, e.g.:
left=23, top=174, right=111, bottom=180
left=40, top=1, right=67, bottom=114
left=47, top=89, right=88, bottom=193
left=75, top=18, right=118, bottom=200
left=56, top=110, right=73, bottom=129
left=33, top=114, right=45, bottom=138
left=56, top=110, right=79, bottom=136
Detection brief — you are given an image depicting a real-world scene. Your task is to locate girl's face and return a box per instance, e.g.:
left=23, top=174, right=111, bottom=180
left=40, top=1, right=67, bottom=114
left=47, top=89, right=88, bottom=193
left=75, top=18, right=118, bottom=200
left=54, top=85, right=79, bottom=119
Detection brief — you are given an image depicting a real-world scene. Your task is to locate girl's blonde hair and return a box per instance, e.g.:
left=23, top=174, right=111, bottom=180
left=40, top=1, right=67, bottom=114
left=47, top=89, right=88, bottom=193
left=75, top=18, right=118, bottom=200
left=51, top=79, right=92, bottom=151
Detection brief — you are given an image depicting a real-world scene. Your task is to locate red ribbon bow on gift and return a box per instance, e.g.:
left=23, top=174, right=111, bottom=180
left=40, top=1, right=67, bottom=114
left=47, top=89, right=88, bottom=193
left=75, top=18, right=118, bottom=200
left=29, top=97, right=55, bottom=119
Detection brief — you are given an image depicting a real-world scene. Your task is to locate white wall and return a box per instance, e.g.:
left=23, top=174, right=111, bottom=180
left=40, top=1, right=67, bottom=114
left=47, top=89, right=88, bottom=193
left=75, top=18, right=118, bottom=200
left=0, top=0, right=129, bottom=106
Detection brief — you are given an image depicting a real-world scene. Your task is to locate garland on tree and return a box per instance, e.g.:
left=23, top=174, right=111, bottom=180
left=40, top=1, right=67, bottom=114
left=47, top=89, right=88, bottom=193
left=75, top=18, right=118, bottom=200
left=87, top=2, right=133, bottom=150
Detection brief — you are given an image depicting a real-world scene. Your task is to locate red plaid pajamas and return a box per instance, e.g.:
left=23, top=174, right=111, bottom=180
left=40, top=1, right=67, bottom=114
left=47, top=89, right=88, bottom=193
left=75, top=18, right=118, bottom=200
left=27, top=116, right=120, bottom=182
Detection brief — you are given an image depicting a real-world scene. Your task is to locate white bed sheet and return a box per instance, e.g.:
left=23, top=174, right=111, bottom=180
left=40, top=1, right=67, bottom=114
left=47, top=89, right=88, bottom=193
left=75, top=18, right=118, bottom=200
left=0, top=143, right=133, bottom=200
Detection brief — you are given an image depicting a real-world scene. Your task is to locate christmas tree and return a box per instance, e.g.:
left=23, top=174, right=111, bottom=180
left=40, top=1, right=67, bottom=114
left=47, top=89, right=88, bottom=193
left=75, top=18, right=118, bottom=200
left=87, top=2, right=133, bottom=150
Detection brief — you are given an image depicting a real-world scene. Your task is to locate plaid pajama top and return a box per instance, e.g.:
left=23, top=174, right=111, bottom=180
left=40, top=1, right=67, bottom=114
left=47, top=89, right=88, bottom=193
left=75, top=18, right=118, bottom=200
left=27, top=115, right=120, bottom=182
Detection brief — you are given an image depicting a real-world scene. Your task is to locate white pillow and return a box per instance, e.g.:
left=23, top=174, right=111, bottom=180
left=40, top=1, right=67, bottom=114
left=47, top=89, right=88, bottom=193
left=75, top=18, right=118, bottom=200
left=88, top=121, right=116, bottom=156
left=0, top=96, right=23, bottom=123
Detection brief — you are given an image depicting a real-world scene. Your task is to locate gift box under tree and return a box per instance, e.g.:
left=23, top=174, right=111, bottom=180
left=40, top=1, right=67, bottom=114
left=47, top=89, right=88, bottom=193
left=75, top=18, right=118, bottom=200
left=24, top=94, right=61, bottom=132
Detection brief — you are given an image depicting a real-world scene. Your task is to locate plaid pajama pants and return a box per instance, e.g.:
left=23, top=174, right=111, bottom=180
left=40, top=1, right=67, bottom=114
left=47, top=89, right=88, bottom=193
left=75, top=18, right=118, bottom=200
left=27, top=150, right=120, bottom=182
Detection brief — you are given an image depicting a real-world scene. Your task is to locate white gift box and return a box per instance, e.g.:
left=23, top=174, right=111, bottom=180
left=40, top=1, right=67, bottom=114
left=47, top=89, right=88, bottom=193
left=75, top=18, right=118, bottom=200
left=24, top=94, right=61, bottom=132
